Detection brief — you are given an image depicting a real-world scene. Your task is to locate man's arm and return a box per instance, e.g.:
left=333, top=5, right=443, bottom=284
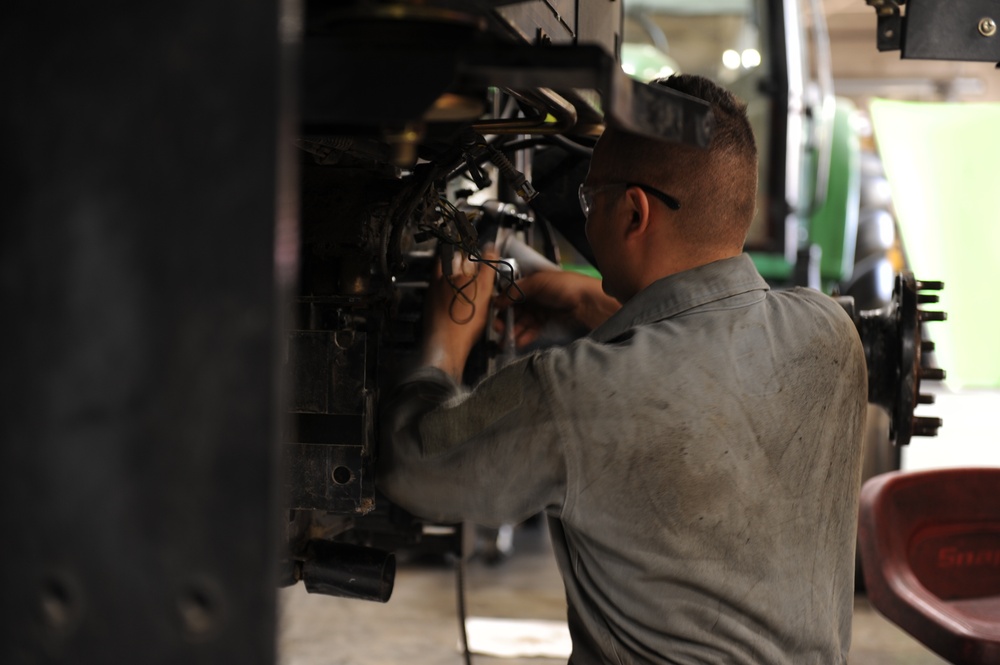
left=379, top=252, right=627, bottom=524
left=419, top=250, right=497, bottom=381
left=377, top=249, right=566, bottom=525
left=495, top=271, right=622, bottom=349
left=377, top=356, right=566, bottom=526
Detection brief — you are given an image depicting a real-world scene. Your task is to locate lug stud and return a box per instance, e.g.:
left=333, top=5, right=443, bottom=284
left=913, top=416, right=943, bottom=437
left=922, top=367, right=946, bottom=381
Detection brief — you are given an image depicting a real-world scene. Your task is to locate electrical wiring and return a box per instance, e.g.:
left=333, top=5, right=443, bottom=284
left=415, top=209, right=524, bottom=323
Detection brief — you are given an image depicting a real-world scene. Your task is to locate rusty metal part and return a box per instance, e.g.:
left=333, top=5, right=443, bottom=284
left=856, top=273, right=947, bottom=446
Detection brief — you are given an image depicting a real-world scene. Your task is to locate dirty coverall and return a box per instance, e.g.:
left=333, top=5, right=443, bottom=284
left=378, top=253, right=868, bottom=665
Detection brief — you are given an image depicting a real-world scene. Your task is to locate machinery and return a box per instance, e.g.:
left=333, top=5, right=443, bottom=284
left=4, top=0, right=995, bottom=662
left=279, top=0, right=958, bottom=601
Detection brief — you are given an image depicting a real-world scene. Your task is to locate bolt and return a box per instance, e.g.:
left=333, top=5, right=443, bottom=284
left=980, top=17, right=997, bottom=37
left=918, top=309, right=947, bottom=322
left=913, top=416, right=943, bottom=437
left=922, top=367, right=947, bottom=381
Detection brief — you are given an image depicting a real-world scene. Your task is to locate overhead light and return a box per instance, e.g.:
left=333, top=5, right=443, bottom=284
left=741, top=48, right=761, bottom=68
left=722, top=49, right=741, bottom=70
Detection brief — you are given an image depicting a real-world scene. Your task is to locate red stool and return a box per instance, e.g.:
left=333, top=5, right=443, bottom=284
left=858, top=468, right=1000, bottom=664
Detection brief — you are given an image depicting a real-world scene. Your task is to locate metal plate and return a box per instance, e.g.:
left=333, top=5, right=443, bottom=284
left=285, top=442, right=371, bottom=512
left=904, top=0, right=1000, bottom=61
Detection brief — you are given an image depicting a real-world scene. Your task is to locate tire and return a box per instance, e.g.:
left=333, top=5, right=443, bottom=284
left=849, top=150, right=905, bottom=592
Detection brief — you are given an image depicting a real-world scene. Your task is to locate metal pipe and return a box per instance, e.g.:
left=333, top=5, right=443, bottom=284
left=301, top=541, right=396, bottom=603
left=472, top=88, right=578, bottom=134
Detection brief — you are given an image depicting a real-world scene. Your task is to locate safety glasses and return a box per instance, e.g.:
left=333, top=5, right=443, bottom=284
left=578, top=182, right=681, bottom=218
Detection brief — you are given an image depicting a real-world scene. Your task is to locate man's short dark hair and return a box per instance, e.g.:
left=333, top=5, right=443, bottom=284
left=594, top=74, right=758, bottom=250
left=654, top=74, right=757, bottom=168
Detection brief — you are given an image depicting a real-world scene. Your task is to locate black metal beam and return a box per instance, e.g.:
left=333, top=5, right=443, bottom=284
left=0, top=1, right=289, bottom=663
left=302, top=36, right=713, bottom=147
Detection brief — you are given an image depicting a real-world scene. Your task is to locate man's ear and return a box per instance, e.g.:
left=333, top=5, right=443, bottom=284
left=622, top=186, right=652, bottom=240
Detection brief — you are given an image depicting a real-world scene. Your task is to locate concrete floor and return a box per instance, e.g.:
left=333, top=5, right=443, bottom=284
left=278, top=525, right=947, bottom=665
left=279, top=387, right=997, bottom=665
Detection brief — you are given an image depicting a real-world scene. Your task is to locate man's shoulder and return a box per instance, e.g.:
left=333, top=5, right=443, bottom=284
left=770, top=287, right=866, bottom=365
left=773, top=287, right=856, bottom=325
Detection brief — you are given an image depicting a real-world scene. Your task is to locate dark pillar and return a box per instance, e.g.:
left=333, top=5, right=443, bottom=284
left=0, top=1, right=291, bottom=663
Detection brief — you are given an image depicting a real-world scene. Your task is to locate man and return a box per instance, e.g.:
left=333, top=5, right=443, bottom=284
left=378, top=75, right=867, bottom=664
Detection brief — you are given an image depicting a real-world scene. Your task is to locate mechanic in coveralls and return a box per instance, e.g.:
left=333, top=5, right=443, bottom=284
left=378, top=74, right=867, bottom=664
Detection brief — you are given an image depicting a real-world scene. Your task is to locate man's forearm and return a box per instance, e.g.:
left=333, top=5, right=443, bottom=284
left=419, top=251, right=498, bottom=382
left=420, top=335, right=469, bottom=383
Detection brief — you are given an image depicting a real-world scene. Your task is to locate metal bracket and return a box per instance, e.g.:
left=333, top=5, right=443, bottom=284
left=866, top=0, right=904, bottom=51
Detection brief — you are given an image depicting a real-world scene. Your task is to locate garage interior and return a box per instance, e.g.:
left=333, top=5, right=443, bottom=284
left=3, top=0, right=999, bottom=664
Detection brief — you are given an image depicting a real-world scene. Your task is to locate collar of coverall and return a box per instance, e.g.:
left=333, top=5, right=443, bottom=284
left=589, top=253, right=770, bottom=344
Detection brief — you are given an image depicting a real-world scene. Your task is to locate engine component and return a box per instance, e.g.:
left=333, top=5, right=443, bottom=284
left=845, top=273, right=946, bottom=446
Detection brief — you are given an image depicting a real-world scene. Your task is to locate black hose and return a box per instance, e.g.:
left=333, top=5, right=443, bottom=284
left=446, top=134, right=593, bottom=185
left=456, top=548, right=473, bottom=665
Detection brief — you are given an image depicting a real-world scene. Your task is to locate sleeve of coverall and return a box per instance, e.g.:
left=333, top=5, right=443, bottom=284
left=376, top=355, right=566, bottom=527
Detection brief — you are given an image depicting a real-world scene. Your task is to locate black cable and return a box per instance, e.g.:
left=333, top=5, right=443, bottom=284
left=446, top=134, right=593, bottom=185
left=456, top=550, right=473, bottom=665
left=487, top=137, right=549, bottom=154
left=469, top=254, right=524, bottom=304
left=447, top=271, right=479, bottom=325
left=386, top=167, right=440, bottom=275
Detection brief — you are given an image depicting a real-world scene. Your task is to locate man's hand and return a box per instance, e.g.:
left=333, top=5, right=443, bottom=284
left=494, top=270, right=621, bottom=350
left=420, top=248, right=499, bottom=382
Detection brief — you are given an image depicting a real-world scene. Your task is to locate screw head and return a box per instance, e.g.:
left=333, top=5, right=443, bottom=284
left=980, top=17, right=997, bottom=37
